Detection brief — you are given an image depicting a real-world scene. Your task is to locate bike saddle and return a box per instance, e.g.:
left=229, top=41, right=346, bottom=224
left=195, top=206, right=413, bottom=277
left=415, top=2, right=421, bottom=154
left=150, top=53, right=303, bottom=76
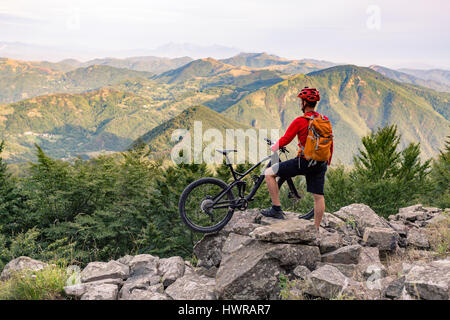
left=216, top=149, right=237, bottom=155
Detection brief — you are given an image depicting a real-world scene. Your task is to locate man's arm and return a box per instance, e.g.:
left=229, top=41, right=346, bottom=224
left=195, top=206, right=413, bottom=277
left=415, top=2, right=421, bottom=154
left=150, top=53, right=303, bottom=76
left=271, top=117, right=304, bottom=152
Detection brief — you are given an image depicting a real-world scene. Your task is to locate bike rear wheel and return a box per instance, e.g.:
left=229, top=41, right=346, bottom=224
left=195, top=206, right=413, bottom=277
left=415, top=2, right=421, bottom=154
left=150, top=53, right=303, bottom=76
left=179, top=177, right=235, bottom=233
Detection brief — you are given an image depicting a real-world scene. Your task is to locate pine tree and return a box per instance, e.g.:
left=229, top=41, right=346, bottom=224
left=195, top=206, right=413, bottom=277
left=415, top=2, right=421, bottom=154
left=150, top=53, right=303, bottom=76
left=352, top=125, right=430, bottom=217
left=428, top=136, right=450, bottom=208
left=0, top=141, right=28, bottom=234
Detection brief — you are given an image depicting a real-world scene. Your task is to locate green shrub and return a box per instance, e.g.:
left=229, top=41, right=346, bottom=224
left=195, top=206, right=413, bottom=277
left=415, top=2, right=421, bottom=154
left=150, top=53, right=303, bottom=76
left=0, top=264, right=68, bottom=300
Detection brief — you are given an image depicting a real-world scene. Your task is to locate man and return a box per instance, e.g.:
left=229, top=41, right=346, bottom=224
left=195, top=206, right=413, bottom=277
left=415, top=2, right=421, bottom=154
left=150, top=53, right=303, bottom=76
left=261, top=87, right=333, bottom=231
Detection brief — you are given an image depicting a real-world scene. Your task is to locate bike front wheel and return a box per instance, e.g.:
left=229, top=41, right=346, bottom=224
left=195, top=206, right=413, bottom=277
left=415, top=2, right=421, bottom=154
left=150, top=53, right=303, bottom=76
left=179, top=177, right=235, bottom=233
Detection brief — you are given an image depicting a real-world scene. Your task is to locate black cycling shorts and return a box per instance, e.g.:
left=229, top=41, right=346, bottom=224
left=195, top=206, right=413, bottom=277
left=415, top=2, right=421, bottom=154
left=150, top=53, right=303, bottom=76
left=271, top=157, right=328, bottom=195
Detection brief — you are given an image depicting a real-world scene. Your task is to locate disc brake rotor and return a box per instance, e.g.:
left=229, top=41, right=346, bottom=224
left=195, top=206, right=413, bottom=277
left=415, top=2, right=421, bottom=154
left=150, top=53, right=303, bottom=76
left=200, top=198, right=214, bottom=221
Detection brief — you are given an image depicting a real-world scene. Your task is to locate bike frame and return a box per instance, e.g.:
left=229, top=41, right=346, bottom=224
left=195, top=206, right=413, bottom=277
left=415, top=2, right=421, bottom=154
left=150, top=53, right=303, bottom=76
left=210, top=152, right=298, bottom=210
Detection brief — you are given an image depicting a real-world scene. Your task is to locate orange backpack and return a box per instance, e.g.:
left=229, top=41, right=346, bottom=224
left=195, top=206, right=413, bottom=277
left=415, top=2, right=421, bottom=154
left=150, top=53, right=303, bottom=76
left=298, top=114, right=333, bottom=163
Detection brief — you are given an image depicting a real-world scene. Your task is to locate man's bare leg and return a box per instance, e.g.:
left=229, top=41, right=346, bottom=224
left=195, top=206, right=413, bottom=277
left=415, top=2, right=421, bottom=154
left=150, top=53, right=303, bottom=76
left=313, top=193, right=325, bottom=231
left=264, top=167, right=280, bottom=206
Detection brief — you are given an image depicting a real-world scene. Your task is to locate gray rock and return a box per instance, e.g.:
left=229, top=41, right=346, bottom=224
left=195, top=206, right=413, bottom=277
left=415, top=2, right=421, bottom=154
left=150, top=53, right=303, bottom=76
left=222, top=209, right=260, bottom=236
left=119, top=273, right=161, bottom=299
left=357, top=247, right=387, bottom=280
left=64, top=278, right=123, bottom=298
left=316, top=262, right=361, bottom=279
left=383, top=276, right=405, bottom=299
left=216, top=240, right=320, bottom=299
left=321, top=212, right=346, bottom=230
left=407, top=228, right=430, bottom=249
left=80, top=260, right=129, bottom=283
left=159, top=256, right=185, bottom=287
left=193, top=233, right=227, bottom=268
left=426, top=213, right=448, bottom=225
left=332, top=204, right=390, bottom=234
left=400, top=287, right=415, bottom=300
left=293, top=265, right=311, bottom=280
left=121, top=289, right=171, bottom=300
left=80, top=283, right=119, bottom=300
left=388, top=222, right=408, bottom=237
left=129, top=254, right=160, bottom=276
left=0, top=256, right=48, bottom=281
left=321, top=245, right=362, bottom=265
left=319, top=231, right=342, bottom=254
left=404, top=259, right=450, bottom=300
left=362, top=227, right=399, bottom=252
left=397, top=205, right=427, bottom=222
left=249, top=219, right=317, bottom=244
left=305, top=265, right=351, bottom=299
left=402, top=263, right=414, bottom=274
left=195, top=266, right=218, bottom=278
left=165, top=273, right=216, bottom=300
left=255, top=211, right=300, bottom=226
left=116, top=255, right=134, bottom=266
left=221, top=233, right=254, bottom=255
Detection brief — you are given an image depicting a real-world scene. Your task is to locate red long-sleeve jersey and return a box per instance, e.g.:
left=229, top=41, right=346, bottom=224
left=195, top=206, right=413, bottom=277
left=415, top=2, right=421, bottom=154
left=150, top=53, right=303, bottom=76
left=272, top=111, right=333, bottom=165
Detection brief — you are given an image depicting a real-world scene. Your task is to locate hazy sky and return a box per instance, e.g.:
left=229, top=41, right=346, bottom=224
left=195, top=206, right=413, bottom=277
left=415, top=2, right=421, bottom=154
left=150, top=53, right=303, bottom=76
left=1, top=0, right=449, bottom=68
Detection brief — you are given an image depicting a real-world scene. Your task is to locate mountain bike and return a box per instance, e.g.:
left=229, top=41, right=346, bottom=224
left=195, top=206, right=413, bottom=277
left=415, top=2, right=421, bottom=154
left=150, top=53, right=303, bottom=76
left=178, top=138, right=314, bottom=233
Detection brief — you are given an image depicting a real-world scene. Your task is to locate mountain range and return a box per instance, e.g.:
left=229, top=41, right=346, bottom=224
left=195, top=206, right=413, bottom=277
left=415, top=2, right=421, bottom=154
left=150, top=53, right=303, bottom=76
left=370, top=65, right=450, bottom=93
left=223, top=65, right=449, bottom=164
left=0, top=53, right=449, bottom=164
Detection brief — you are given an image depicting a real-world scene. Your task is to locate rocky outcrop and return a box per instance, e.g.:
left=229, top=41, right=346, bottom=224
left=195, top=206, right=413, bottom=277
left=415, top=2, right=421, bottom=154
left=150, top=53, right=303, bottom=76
left=332, top=204, right=390, bottom=234
left=249, top=219, right=317, bottom=244
left=216, top=238, right=320, bottom=299
left=321, top=245, right=362, bottom=264
left=0, top=256, right=48, bottom=281
left=165, top=273, right=216, bottom=300
left=404, top=259, right=450, bottom=300
left=80, top=261, right=129, bottom=283
left=2, top=203, right=446, bottom=301
left=362, top=227, right=399, bottom=252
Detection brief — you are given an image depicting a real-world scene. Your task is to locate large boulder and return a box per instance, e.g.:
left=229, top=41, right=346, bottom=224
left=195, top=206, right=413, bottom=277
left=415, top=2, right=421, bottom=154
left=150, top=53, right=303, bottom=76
left=362, top=227, right=399, bottom=252
left=221, top=233, right=254, bottom=255
left=318, top=230, right=342, bottom=254
left=305, top=265, right=353, bottom=299
left=397, top=205, right=428, bottom=222
left=321, top=245, right=362, bottom=264
left=332, top=204, right=390, bottom=234
left=222, top=209, right=260, bottom=236
left=216, top=238, right=320, bottom=300
left=65, top=278, right=123, bottom=299
left=165, top=273, right=216, bottom=300
left=128, top=254, right=160, bottom=276
left=320, top=212, right=346, bottom=230
left=357, top=247, right=387, bottom=280
left=0, top=256, right=48, bottom=281
left=316, top=262, right=361, bottom=279
left=404, top=259, right=450, bottom=300
left=158, top=256, right=185, bottom=287
left=193, top=233, right=227, bottom=269
left=255, top=211, right=300, bottom=226
left=119, top=273, right=162, bottom=299
left=122, top=289, right=171, bottom=300
left=383, top=276, right=405, bottom=299
left=80, top=283, right=119, bottom=300
left=293, top=265, right=311, bottom=280
left=80, top=260, right=129, bottom=283
left=249, top=219, right=317, bottom=244
left=407, top=228, right=430, bottom=249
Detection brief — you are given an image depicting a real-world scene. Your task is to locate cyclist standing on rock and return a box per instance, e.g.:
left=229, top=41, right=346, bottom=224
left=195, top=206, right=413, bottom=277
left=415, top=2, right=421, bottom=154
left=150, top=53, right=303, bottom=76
left=262, top=87, right=334, bottom=232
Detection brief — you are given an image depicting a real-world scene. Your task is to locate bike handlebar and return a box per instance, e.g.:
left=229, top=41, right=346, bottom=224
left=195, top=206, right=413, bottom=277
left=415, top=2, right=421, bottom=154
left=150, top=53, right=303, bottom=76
left=264, top=138, right=289, bottom=154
